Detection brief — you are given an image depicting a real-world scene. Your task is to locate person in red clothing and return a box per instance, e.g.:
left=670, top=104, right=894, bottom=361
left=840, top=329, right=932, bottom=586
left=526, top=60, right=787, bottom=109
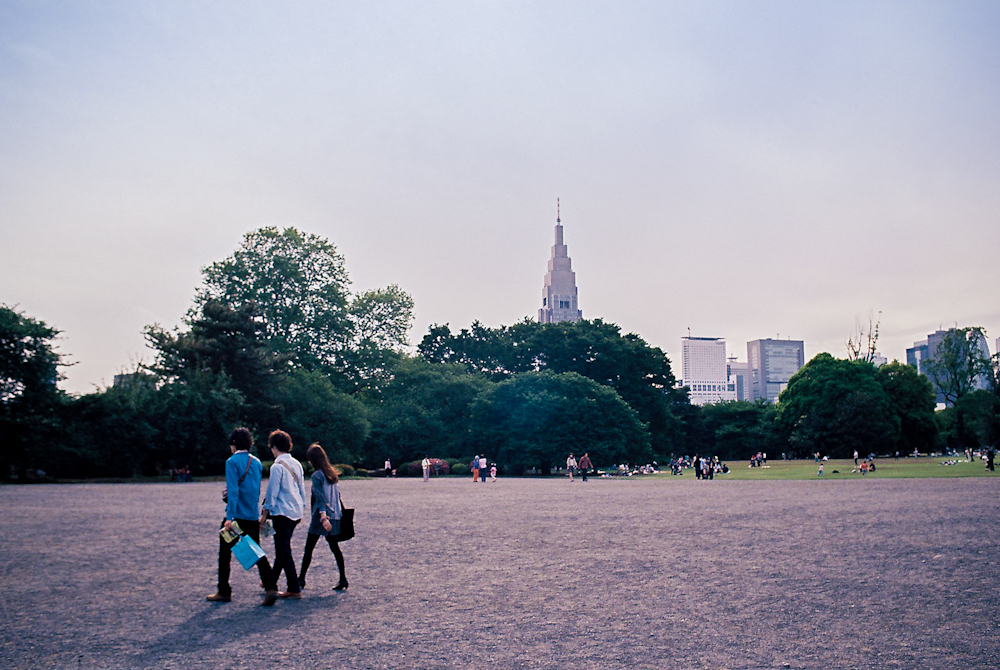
left=578, top=453, right=593, bottom=481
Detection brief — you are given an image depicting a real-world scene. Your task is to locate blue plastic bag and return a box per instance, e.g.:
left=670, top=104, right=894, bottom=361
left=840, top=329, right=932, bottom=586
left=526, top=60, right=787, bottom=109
left=232, top=534, right=265, bottom=570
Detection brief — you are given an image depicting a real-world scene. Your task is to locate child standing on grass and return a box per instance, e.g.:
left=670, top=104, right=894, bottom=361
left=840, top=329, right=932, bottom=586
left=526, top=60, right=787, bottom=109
left=818, top=463, right=824, bottom=476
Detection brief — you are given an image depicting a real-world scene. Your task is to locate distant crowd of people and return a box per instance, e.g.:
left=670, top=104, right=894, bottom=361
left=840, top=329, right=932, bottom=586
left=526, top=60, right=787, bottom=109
left=667, top=455, right=728, bottom=479
left=170, top=466, right=193, bottom=482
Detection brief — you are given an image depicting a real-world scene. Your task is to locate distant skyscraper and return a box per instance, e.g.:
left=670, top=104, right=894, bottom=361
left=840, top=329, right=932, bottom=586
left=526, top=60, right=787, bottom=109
left=727, top=357, right=751, bottom=402
left=682, top=337, right=735, bottom=405
left=747, top=338, right=805, bottom=403
left=538, top=200, right=582, bottom=324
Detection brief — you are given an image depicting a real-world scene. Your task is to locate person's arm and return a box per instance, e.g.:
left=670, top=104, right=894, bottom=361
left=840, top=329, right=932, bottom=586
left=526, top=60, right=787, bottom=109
left=224, top=457, right=238, bottom=528
left=260, top=461, right=282, bottom=528
left=311, top=473, right=326, bottom=513
left=299, top=466, right=307, bottom=512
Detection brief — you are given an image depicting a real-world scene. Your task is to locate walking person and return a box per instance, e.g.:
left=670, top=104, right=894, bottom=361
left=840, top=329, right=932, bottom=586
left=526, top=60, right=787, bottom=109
left=478, top=455, right=488, bottom=483
left=578, top=453, right=593, bottom=482
left=472, top=455, right=480, bottom=482
left=490, top=463, right=497, bottom=482
left=258, top=430, right=306, bottom=606
left=421, top=456, right=431, bottom=482
left=207, top=427, right=269, bottom=603
left=384, top=458, right=392, bottom=476
left=298, top=444, right=348, bottom=592
left=566, top=453, right=577, bottom=482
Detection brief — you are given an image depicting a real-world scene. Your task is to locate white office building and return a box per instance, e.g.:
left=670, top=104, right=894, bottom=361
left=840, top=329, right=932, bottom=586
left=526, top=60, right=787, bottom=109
left=682, top=337, right=736, bottom=406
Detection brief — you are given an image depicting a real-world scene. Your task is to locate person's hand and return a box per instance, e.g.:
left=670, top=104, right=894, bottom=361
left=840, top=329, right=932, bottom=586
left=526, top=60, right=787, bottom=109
left=223, top=520, right=234, bottom=532
left=259, top=518, right=266, bottom=530
left=322, top=518, right=333, bottom=532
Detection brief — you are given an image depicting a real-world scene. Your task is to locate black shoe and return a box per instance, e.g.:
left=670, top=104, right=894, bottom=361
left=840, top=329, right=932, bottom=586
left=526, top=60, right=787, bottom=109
left=333, top=580, right=349, bottom=591
left=261, top=589, right=278, bottom=607
left=298, top=577, right=306, bottom=591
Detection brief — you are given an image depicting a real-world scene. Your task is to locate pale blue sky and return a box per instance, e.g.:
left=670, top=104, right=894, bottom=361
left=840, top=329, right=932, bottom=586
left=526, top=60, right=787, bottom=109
left=2, top=1, right=998, bottom=393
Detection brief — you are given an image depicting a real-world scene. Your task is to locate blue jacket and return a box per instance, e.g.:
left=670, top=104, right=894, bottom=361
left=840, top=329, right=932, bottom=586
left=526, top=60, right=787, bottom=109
left=225, top=451, right=262, bottom=521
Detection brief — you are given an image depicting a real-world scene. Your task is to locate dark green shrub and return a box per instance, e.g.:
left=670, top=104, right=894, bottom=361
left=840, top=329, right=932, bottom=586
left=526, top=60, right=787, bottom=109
left=333, top=463, right=355, bottom=477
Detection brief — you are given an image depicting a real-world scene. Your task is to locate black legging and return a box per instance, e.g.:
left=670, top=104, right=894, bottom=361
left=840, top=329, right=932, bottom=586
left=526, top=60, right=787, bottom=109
left=300, top=532, right=346, bottom=585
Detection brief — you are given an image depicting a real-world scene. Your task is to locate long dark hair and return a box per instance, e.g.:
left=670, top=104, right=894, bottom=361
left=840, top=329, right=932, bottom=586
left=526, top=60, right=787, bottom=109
left=307, top=443, right=339, bottom=484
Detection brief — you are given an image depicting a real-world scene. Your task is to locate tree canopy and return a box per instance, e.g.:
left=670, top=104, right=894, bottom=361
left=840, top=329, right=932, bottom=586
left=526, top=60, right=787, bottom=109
left=419, top=318, right=684, bottom=457
left=0, top=305, right=66, bottom=477
left=470, top=370, right=650, bottom=474
left=923, top=327, right=992, bottom=405
left=776, top=354, right=900, bottom=458
left=363, top=357, right=491, bottom=467
left=190, top=226, right=413, bottom=386
left=876, top=361, right=938, bottom=454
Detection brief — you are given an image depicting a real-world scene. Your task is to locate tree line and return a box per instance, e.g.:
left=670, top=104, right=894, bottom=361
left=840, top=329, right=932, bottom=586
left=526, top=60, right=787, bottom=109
left=2, top=227, right=998, bottom=480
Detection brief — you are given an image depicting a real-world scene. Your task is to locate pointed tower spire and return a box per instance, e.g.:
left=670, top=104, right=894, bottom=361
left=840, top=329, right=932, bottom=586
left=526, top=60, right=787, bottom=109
left=538, top=200, right=582, bottom=324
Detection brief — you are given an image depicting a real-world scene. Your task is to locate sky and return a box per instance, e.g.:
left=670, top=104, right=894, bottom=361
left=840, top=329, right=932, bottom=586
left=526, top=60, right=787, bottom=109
left=1, top=1, right=998, bottom=394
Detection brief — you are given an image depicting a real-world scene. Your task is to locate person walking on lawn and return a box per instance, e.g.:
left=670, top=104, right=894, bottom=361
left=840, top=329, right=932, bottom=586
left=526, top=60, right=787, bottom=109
left=258, top=430, right=306, bottom=606
left=206, top=427, right=267, bottom=603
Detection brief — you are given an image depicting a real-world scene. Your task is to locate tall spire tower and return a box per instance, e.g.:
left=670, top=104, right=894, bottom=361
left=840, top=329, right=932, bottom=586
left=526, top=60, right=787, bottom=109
left=539, top=199, right=582, bottom=323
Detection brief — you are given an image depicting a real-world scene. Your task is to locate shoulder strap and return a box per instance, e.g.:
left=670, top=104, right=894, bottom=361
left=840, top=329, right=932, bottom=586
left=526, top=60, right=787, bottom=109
left=237, top=454, right=253, bottom=485
left=277, top=459, right=302, bottom=488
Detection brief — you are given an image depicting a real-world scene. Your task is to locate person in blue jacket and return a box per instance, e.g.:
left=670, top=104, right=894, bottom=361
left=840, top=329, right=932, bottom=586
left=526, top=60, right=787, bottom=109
left=207, top=427, right=268, bottom=602
left=298, top=443, right=348, bottom=591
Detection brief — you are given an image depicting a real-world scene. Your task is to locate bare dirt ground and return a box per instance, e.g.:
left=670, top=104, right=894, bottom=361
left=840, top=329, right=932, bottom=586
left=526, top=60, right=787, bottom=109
left=1, top=476, right=998, bottom=670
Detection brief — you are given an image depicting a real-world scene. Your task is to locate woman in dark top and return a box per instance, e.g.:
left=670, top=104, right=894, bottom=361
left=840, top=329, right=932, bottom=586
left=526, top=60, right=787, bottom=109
left=298, top=444, right=348, bottom=591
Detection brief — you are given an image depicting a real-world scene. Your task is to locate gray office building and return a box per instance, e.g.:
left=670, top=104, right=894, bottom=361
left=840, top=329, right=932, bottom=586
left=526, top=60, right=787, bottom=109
left=747, top=338, right=805, bottom=403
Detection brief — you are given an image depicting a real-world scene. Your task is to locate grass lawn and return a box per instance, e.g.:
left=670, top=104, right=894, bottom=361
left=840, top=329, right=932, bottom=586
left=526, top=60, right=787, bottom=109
left=667, top=456, right=999, bottom=480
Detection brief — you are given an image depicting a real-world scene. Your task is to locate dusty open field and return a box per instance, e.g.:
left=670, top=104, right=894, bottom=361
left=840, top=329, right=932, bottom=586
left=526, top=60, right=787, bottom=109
left=1, top=477, right=998, bottom=669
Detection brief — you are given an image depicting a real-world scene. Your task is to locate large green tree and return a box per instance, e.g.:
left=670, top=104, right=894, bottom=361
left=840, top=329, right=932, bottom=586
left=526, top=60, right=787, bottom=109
left=192, top=226, right=414, bottom=387
left=0, top=305, right=66, bottom=478
left=61, top=370, right=244, bottom=477
left=419, top=318, right=685, bottom=457
left=470, top=371, right=650, bottom=475
left=776, top=354, right=899, bottom=459
left=363, top=358, right=491, bottom=467
left=924, top=327, right=992, bottom=406
left=698, top=400, right=778, bottom=461
left=923, top=327, right=992, bottom=450
left=271, top=368, right=370, bottom=466
left=145, top=299, right=285, bottom=433
left=876, top=361, right=938, bottom=455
